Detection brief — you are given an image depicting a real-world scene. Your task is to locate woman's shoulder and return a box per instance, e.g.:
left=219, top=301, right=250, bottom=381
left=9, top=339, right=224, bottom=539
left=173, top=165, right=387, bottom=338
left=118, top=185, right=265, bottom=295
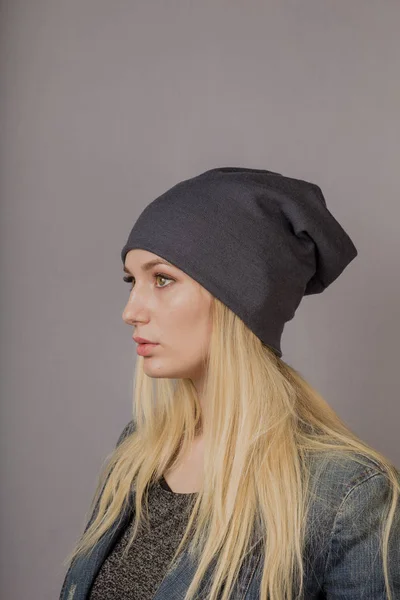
left=304, top=450, right=400, bottom=594
left=116, top=419, right=136, bottom=447
left=305, top=448, right=397, bottom=520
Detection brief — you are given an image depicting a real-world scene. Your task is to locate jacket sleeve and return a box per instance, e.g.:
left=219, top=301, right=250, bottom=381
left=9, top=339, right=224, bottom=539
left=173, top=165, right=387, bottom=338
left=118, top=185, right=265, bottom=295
left=323, top=470, right=400, bottom=599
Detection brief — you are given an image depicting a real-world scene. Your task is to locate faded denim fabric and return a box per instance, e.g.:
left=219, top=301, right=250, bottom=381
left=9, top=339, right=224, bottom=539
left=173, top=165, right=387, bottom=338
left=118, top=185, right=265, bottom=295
left=59, top=421, right=400, bottom=599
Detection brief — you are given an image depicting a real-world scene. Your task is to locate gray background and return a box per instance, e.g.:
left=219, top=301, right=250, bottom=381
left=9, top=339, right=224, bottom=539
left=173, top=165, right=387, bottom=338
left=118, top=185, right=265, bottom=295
left=1, top=1, right=399, bottom=598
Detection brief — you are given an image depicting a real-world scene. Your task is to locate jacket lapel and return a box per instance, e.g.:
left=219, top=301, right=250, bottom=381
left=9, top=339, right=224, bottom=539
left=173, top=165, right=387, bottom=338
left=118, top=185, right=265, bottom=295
left=61, top=491, right=134, bottom=600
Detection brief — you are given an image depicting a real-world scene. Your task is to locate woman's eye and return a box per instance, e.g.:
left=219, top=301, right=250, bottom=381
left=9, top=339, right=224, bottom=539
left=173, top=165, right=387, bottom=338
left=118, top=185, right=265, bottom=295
left=122, top=273, right=174, bottom=290
left=154, top=273, right=174, bottom=288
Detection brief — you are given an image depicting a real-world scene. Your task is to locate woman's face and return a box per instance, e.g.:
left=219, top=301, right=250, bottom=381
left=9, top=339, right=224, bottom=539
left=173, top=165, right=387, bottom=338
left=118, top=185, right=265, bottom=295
left=122, top=249, right=213, bottom=386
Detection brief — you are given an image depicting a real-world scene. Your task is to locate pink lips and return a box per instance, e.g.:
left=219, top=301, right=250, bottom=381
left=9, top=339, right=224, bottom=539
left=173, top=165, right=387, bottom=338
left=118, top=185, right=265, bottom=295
left=136, top=342, right=159, bottom=356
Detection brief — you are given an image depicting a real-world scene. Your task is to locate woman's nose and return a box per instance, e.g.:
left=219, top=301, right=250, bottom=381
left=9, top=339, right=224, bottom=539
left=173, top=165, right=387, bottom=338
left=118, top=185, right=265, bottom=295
left=122, top=299, right=148, bottom=326
left=122, top=304, right=137, bottom=325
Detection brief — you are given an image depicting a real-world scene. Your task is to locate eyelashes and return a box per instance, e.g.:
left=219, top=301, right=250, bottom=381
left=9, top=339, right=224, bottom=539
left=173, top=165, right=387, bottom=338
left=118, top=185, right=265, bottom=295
left=123, top=273, right=175, bottom=291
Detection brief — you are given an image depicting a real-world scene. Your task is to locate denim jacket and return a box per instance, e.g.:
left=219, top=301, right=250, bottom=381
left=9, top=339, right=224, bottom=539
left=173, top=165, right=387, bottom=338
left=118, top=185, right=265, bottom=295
left=59, top=421, right=400, bottom=599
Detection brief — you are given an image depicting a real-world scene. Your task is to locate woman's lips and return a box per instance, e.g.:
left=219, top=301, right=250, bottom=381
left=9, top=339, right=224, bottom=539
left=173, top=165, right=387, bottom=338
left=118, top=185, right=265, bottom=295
left=136, top=342, right=159, bottom=356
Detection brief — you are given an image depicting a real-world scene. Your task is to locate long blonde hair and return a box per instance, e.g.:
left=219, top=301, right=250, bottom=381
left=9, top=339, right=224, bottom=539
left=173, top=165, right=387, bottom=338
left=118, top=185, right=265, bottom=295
left=64, top=296, right=400, bottom=600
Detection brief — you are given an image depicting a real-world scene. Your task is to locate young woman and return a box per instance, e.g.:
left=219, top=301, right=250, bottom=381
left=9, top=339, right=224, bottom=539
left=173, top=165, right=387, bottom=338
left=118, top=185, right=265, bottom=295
left=60, top=167, right=400, bottom=600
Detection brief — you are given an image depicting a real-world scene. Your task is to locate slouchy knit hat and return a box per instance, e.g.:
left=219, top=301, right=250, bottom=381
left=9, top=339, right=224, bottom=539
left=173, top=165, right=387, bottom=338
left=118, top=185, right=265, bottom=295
left=121, top=166, right=358, bottom=358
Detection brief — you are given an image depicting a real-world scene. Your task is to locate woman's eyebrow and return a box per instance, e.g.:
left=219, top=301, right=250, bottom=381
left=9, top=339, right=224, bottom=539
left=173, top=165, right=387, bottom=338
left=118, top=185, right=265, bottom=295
left=123, top=259, right=175, bottom=275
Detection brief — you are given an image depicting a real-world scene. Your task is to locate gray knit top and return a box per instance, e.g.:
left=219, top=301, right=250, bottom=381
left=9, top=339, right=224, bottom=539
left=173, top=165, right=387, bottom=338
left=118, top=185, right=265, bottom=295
left=88, top=475, right=198, bottom=599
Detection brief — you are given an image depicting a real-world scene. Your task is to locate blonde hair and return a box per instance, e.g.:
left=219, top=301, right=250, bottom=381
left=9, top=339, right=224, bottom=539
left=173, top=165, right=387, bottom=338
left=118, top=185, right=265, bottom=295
left=64, top=296, right=400, bottom=600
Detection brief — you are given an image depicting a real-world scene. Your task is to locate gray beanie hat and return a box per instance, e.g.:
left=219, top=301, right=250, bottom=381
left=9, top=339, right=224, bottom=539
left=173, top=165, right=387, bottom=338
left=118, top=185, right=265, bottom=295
left=121, top=166, right=358, bottom=358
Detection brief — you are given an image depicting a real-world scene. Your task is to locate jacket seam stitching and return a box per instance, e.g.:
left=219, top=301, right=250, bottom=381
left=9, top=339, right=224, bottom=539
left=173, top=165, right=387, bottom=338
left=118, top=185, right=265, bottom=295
left=322, top=470, right=384, bottom=585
